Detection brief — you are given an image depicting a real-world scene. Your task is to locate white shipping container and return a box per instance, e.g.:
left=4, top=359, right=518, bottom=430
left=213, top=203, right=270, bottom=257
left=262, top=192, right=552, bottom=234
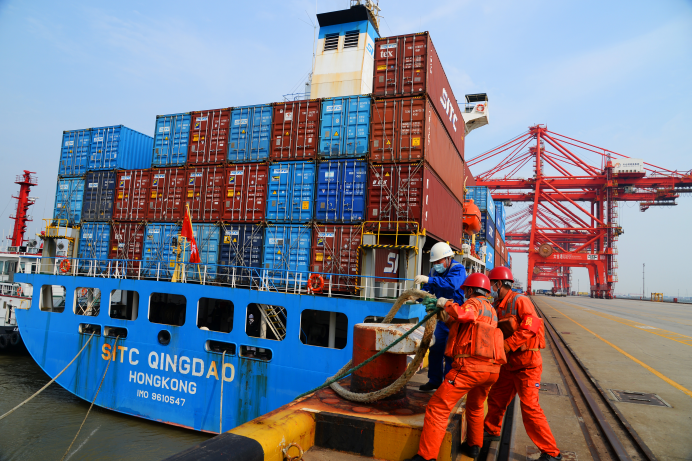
left=613, top=159, right=644, bottom=174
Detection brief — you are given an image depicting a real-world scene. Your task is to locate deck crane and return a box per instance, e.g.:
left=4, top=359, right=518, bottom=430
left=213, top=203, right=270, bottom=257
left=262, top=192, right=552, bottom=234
left=468, top=125, right=692, bottom=298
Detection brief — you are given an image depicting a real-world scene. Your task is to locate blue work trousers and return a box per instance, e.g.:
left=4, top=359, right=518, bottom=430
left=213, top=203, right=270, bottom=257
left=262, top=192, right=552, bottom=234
left=428, top=322, right=452, bottom=385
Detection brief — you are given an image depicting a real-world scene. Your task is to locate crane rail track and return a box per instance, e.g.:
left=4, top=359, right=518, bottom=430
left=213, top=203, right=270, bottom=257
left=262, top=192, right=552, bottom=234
left=483, top=298, right=657, bottom=461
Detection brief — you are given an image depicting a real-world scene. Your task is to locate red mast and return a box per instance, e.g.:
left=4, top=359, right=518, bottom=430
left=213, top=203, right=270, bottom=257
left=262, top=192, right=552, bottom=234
left=9, top=170, right=38, bottom=247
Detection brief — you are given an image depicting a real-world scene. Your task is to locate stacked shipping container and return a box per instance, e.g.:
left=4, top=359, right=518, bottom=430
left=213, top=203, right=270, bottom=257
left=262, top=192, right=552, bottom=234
left=465, top=186, right=511, bottom=270
left=50, top=30, right=482, bottom=291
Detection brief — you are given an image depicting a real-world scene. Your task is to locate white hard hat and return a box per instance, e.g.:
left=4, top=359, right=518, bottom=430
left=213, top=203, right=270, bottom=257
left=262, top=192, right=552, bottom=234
left=430, top=242, right=454, bottom=262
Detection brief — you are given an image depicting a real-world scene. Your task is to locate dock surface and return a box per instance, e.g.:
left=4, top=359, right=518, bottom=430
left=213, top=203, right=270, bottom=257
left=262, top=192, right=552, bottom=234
left=517, top=296, right=692, bottom=461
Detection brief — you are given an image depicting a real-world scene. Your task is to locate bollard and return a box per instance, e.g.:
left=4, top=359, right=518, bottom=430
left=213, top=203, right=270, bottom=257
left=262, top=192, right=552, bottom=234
left=350, top=323, right=432, bottom=400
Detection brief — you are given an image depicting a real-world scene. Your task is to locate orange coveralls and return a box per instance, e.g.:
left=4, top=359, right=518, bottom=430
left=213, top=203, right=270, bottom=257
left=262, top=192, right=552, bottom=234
left=418, top=296, right=503, bottom=460
left=484, top=291, right=560, bottom=457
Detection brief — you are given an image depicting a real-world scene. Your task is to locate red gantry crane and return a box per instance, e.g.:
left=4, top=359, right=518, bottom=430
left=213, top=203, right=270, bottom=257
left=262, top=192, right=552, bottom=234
left=468, top=125, right=692, bottom=298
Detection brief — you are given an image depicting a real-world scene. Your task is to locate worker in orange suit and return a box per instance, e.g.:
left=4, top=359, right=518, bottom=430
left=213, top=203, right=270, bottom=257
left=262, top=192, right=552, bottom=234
left=484, top=267, right=562, bottom=461
left=405, top=273, right=506, bottom=461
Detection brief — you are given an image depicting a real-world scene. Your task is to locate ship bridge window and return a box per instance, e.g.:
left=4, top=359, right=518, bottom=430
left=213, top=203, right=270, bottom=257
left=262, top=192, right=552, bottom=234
left=343, top=30, right=359, bottom=48
left=74, top=287, right=101, bottom=316
left=110, top=290, right=139, bottom=320
left=150, top=293, right=186, bottom=326
left=323, top=33, right=339, bottom=51
left=39, top=285, right=66, bottom=313
left=198, top=298, right=234, bottom=333
left=300, top=309, right=348, bottom=349
left=246, top=303, right=287, bottom=341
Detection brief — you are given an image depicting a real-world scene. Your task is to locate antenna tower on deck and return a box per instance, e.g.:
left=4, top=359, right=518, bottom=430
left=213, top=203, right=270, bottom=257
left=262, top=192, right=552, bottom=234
left=350, top=0, right=381, bottom=31
left=9, top=170, right=38, bottom=247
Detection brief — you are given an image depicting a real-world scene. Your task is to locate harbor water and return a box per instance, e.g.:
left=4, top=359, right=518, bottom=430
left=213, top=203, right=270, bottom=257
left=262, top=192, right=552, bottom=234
left=0, top=351, right=210, bottom=460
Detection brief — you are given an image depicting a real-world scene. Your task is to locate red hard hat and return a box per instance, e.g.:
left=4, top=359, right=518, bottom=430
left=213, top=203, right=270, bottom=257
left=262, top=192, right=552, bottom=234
left=488, top=266, right=514, bottom=282
left=461, top=273, right=491, bottom=291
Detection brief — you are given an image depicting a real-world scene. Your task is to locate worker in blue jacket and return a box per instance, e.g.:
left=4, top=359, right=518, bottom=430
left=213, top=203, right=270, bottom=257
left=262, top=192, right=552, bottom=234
left=415, top=242, right=467, bottom=391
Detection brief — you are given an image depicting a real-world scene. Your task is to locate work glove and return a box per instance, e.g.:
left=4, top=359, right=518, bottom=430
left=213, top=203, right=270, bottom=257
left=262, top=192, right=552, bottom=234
left=503, top=341, right=511, bottom=354
left=414, top=275, right=429, bottom=285
left=423, top=297, right=438, bottom=313
left=436, top=297, right=449, bottom=308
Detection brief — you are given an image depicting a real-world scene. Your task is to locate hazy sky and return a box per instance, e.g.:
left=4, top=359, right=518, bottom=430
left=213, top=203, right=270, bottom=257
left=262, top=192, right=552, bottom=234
left=0, top=0, right=690, bottom=296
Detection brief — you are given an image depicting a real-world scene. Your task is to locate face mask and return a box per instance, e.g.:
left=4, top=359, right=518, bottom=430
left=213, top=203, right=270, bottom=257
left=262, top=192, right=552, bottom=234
left=433, top=263, right=446, bottom=274
left=490, top=284, right=499, bottom=299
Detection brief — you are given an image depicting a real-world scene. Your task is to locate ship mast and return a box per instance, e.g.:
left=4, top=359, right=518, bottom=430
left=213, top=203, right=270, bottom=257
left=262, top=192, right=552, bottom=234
left=9, top=170, right=38, bottom=248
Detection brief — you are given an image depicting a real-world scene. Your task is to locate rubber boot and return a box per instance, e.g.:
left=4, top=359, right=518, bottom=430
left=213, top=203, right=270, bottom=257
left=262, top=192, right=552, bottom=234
left=460, top=442, right=480, bottom=459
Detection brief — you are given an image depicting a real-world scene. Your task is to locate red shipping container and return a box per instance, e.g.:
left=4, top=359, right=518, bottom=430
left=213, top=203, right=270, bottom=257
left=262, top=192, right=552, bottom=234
left=147, top=168, right=186, bottom=222
left=310, top=224, right=362, bottom=293
left=373, top=32, right=465, bottom=156
left=185, top=165, right=224, bottom=222
left=370, top=96, right=465, bottom=202
left=271, top=99, right=320, bottom=160
left=222, top=163, right=268, bottom=222
left=113, top=169, right=150, bottom=221
left=188, top=108, right=230, bottom=165
left=374, top=248, right=403, bottom=283
left=367, top=163, right=464, bottom=250
left=109, top=221, right=146, bottom=273
left=495, top=232, right=507, bottom=263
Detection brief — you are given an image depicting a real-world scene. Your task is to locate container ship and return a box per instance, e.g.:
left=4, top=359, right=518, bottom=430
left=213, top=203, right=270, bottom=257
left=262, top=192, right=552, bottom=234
left=13, top=1, right=509, bottom=434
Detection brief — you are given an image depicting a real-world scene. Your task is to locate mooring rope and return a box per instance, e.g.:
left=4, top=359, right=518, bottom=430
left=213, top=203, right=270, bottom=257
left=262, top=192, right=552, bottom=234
left=220, top=350, right=226, bottom=434
left=293, top=289, right=441, bottom=402
left=60, top=335, right=120, bottom=461
left=0, top=332, right=96, bottom=422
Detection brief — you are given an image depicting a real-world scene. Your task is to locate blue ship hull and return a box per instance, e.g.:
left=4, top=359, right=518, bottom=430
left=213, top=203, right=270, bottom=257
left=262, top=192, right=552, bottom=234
left=14, top=272, right=423, bottom=433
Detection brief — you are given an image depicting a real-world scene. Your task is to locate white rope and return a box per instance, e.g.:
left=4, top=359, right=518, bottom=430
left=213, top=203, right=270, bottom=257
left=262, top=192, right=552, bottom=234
left=60, top=335, right=120, bottom=461
left=220, top=350, right=226, bottom=434
left=0, top=332, right=96, bottom=421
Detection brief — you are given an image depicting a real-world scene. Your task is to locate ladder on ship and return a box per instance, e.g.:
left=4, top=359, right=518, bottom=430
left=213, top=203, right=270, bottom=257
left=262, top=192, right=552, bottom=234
left=258, top=304, right=287, bottom=341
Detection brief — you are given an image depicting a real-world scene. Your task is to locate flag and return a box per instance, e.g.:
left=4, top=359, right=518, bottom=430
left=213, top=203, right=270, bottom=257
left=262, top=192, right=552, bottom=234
left=181, top=205, right=201, bottom=264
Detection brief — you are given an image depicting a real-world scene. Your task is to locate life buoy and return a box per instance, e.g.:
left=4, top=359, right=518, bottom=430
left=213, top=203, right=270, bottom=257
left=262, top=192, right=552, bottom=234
left=80, top=288, right=88, bottom=297
left=60, top=259, right=71, bottom=273
left=16, top=286, right=22, bottom=297
left=10, top=333, right=20, bottom=346
left=307, top=274, right=325, bottom=293
left=476, top=103, right=485, bottom=112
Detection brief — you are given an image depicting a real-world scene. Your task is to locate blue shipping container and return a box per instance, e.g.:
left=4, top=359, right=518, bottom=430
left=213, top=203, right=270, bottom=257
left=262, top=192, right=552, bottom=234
left=483, top=212, right=496, bottom=244
left=266, top=162, right=316, bottom=222
left=229, top=104, right=273, bottom=162
left=485, top=244, right=495, bottom=270
left=153, top=113, right=191, bottom=167
left=495, top=201, right=506, bottom=227
left=466, top=186, right=496, bottom=220
left=497, top=218, right=506, bottom=242
left=53, top=177, right=84, bottom=226
left=263, top=225, right=311, bottom=287
left=142, top=223, right=181, bottom=279
left=183, top=223, right=220, bottom=281
left=81, top=171, right=116, bottom=222
left=315, top=160, right=367, bottom=222
left=218, top=223, right=264, bottom=286
left=88, top=125, right=153, bottom=171
left=59, top=129, right=91, bottom=177
left=77, top=222, right=111, bottom=271
left=319, top=95, right=371, bottom=158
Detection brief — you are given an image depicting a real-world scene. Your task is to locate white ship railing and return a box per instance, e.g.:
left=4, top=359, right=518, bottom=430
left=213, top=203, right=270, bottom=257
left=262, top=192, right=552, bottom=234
left=37, top=257, right=422, bottom=302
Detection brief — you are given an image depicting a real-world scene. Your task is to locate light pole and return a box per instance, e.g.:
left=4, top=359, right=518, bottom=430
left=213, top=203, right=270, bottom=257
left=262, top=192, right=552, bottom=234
left=643, top=263, right=645, bottom=300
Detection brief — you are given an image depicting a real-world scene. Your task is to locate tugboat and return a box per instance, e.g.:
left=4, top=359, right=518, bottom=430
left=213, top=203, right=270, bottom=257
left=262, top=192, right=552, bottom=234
left=14, top=0, right=490, bottom=434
